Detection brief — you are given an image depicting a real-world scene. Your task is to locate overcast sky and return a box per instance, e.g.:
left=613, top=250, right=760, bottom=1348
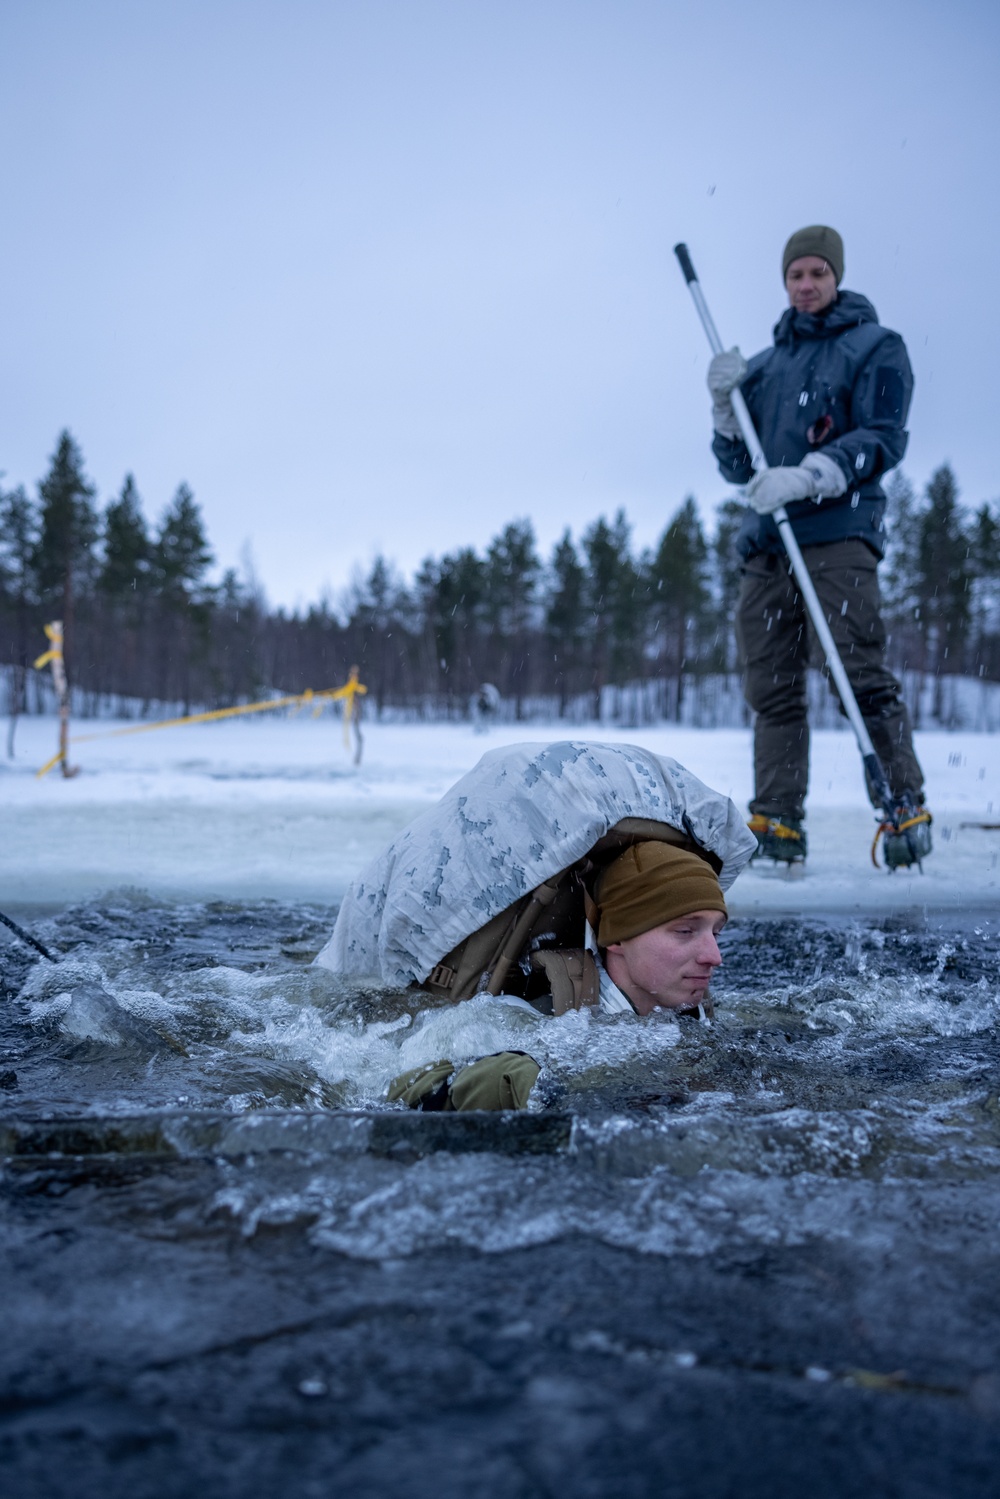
left=1, top=0, right=996, bottom=609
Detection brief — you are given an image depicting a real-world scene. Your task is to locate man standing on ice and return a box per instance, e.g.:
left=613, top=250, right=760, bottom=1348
left=707, top=224, right=931, bottom=868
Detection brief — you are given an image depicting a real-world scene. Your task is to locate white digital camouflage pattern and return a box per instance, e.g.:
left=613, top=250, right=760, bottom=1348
left=316, top=740, right=758, bottom=985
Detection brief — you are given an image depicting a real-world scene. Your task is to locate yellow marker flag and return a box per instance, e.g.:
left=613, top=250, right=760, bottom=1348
left=330, top=667, right=368, bottom=750
left=33, top=621, right=64, bottom=671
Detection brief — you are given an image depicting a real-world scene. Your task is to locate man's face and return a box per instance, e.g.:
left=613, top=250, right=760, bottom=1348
left=785, top=255, right=838, bottom=316
left=604, top=910, right=725, bottom=1015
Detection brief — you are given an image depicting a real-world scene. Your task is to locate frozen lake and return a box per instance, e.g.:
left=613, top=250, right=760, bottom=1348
left=3, top=715, right=1000, bottom=912
left=2, top=717, right=1000, bottom=1495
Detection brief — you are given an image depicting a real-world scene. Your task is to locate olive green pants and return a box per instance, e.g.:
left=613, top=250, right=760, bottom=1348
left=737, top=539, right=924, bottom=821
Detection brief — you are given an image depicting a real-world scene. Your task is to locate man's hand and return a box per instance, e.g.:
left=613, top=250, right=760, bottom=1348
left=707, top=347, right=747, bottom=439
left=745, top=466, right=816, bottom=514
left=707, top=347, right=747, bottom=396
left=745, top=453, right=848, bottom=515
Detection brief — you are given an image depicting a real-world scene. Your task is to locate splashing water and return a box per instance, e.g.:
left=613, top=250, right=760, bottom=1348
left=2, top=895, right=999, bottom=1262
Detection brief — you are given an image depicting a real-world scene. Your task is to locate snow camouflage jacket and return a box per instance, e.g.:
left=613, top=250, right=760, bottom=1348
left=316, top=741, right=757, bottom=988
left=712, top=290, right=914, bottom=560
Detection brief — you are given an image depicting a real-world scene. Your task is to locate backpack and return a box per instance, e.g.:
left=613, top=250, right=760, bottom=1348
left=317, top=741, right=756, bottom=998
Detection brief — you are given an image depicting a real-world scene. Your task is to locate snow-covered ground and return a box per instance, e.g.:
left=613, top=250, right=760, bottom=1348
left=2, top=714, right=999, bottom=914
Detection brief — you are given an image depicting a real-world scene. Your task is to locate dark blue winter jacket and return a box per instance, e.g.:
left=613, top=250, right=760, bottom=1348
left=712, top=290, right=913, bottom=559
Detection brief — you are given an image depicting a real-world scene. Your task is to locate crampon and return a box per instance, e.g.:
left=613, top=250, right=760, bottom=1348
left=749, top=814, right=807, bottom=865
left=872, top=799, right=933, bottom=871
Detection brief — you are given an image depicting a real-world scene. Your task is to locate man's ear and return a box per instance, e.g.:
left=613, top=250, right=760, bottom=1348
left=604, top=940, right=624, bottom=958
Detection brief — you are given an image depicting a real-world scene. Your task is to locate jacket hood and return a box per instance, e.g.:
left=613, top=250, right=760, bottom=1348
left=774, top=289, right=878, bottom=346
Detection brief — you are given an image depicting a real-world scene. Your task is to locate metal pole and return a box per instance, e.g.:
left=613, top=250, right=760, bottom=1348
left=0, top=909, right=56, bottom=963
left=673, top=243, right=894, bottom=820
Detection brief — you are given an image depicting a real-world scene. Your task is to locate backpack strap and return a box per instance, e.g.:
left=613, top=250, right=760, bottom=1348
left=531, top=948, right=600, bottom=1016
left=483, top=873, right=566, bottom=996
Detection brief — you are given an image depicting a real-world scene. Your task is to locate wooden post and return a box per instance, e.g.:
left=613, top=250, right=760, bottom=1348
left=33, top=622, right=79, bottom=778
left=331, top=666, right=368, bottom=766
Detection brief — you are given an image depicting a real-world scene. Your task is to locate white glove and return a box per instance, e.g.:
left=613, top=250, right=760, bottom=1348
left=745, top=453, right=848, bottom=515
left=707, top=347, right=747, bottom=397
left=801, top=452, right=848, bottom=499
left=707, top=347, right=747, bottom=439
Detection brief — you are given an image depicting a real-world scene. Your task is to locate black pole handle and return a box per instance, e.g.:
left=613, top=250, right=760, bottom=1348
left=673, top=242, right=698, bottom=285
left=0, top=908, right=55, bottom=963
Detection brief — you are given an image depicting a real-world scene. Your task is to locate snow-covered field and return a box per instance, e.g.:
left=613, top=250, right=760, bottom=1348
left=2, top=714, right=999, bottom=914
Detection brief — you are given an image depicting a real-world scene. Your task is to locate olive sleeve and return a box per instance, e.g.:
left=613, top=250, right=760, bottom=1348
left=388, top=1052, right=541, bottom=1112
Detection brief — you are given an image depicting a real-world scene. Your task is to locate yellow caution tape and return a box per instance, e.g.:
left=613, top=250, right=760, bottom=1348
left=36, top=747, right=67, bottom=778
left=34, top=676, right=368, bottom=779
left=287, top=688, right=314, bottom=719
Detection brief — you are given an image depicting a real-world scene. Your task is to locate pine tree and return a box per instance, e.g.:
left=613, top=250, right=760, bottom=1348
left=484, top=520, right=539, bottom=713
left=485, top=521, right=539, bottom=635
left=414, top=556, right=450, bottom=692
left=34, top=430, right=98, bottom=677
left=546, top=530, right=587, bottom=714
left=417, top=547, right=486, bottom=704
left=152, top=483, right=213, bottom=599
left=649, top=496, right=711, bottom=717
left=711, top=498, right=745, bottom=673
left=0, top=485, right=39, bottom=754
left=151, top=483, right=214, bottom=710
left=878, top=469, right=922, bottom=678
left=346, top=555, right=412, bottom=711
left=97, top=475, right=152, bottom=703
left=101, top=474, right=150, bottom=600
left=607, top=516, right=646, bottom=690
left=581, top=510, right=641, bottom=717
left=916, top=464, right=972, bottom=680
left=969, top=501, right=1000, bottom=681
left=0, top=485, right=38, bottom=607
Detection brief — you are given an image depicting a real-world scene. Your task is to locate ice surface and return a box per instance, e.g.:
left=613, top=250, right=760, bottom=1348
left=2, top=715, right=999, bottom=913
left=4, top=724, right=998, bottom=1493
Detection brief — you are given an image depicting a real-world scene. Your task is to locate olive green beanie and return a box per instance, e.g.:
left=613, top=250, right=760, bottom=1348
left=782, top=225, right=844, bottom=285
left=595, top=841, right=726, bottom=946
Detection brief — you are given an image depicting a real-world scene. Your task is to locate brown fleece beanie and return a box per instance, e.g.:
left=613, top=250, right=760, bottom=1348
left=782, top=225, right=844, bottom=285
left=595, top=841, right=727, bottom=946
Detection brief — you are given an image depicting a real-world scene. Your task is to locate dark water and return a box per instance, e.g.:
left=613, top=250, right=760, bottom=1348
left=2, top=895, right=999, bottom=1497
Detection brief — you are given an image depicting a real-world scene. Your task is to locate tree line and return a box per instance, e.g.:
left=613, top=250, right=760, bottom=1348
left=2, top=430, right=999, bottom=734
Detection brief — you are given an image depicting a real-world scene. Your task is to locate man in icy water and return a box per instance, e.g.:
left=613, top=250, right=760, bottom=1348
left=318, top=740, right=756, bottom=1112
left=388, top=840, right=728, bottom=1112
